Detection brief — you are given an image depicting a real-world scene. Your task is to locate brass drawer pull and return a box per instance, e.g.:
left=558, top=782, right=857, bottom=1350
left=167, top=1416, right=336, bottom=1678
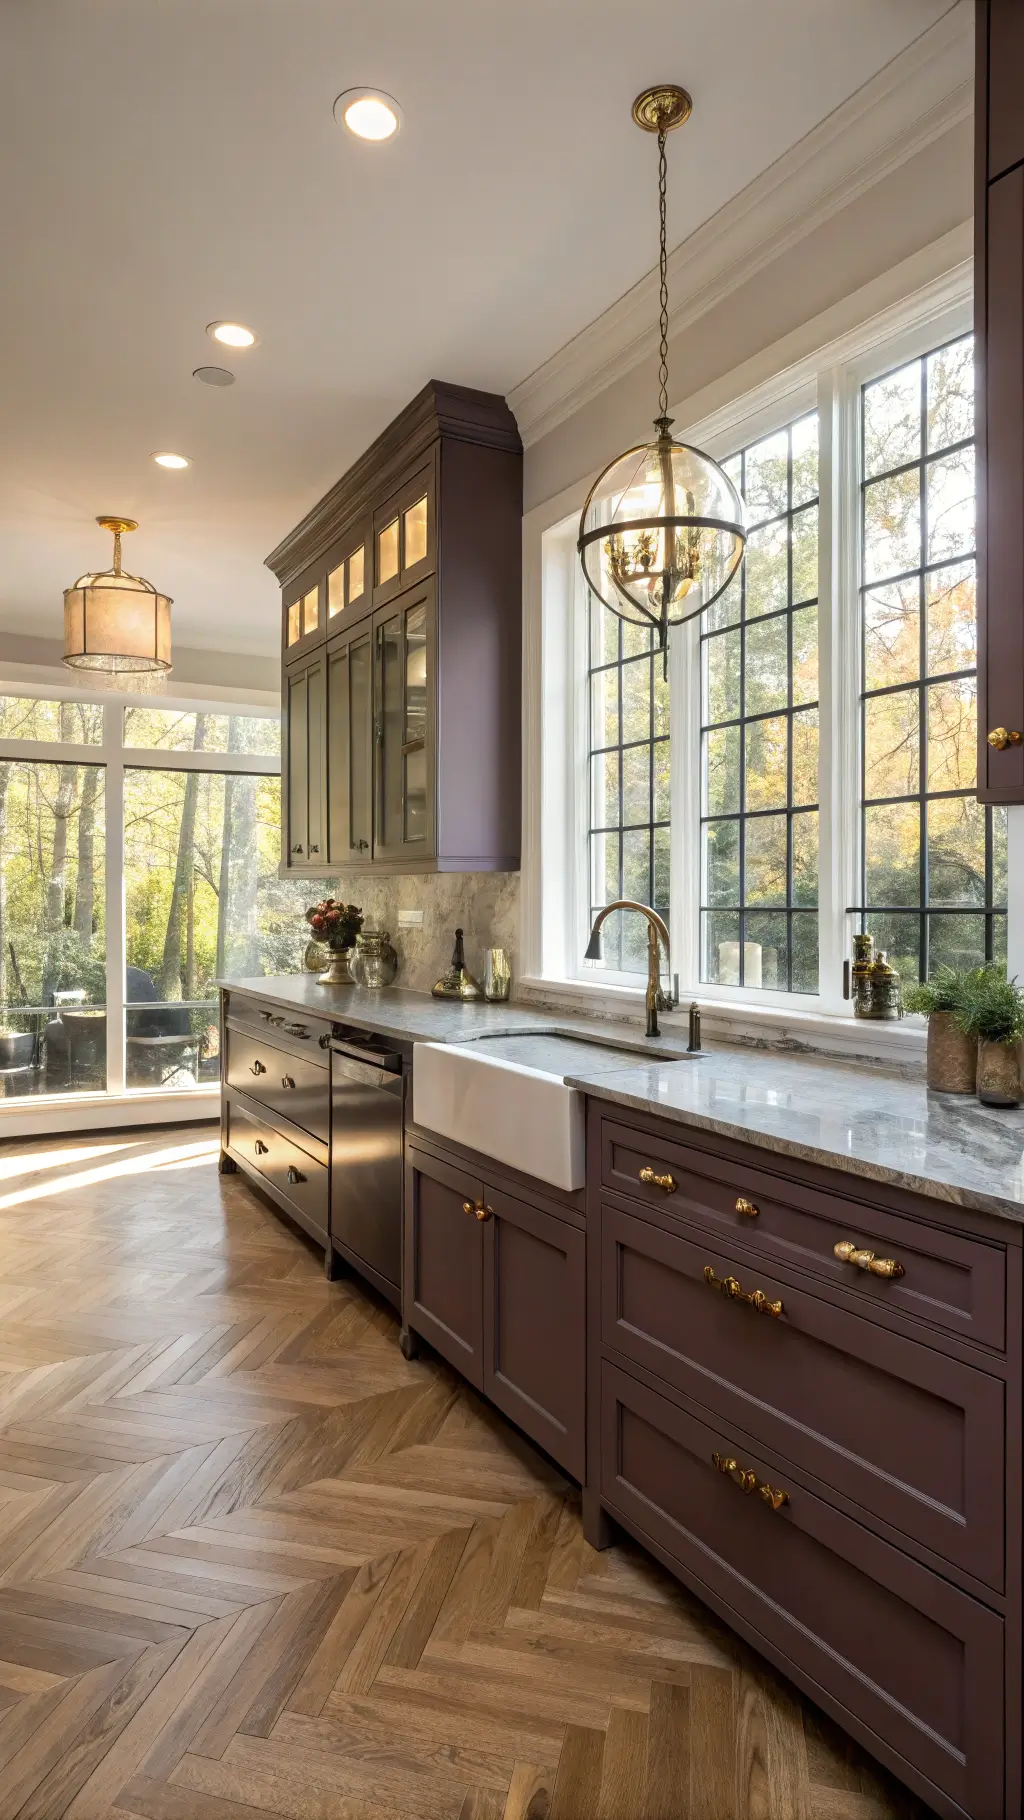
left=250, top=1060, right=266, bottom=1076
left=283, top=1023, right=310, bottom=1039
left=712, top=1451, right=789, bottom=1510
left=286, top=1166, right=306, bottom=1185
left=254, top=1139, right=269, bottom=1156
left=639, top=1165, right=677, bottom=1193
left=282, top=1075, right=296, bottom=1089
left=987, top=727, right=1023, bottom=750
left=319, top=1033, right=330, bottom=1049
left=704, top=1264, right=783, bottom=1318
left=834, top=1240, right=904, bottom=1280
left=735, top=1196, right=758, bottom=1217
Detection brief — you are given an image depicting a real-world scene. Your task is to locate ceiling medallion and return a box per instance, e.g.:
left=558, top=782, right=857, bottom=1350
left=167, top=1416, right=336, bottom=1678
left=63, top=517, right=173, bottom=675
left=578, top=84, right=745, bottom=660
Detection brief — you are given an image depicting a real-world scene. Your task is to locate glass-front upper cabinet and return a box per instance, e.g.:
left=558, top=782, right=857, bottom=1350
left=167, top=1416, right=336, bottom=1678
left=373, top=465, right=435, bottom=606
left=374, top=582, right=434, bottom=860
left=326, top=623, right=373, bottom=864
left=283, top=580, right=323, bottom=655
left=326, top=521, right=369, bottom=627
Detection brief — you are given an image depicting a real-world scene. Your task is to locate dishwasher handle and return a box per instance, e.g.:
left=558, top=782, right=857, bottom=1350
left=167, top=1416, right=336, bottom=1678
left=331, top=1048, right=403, bottom=1092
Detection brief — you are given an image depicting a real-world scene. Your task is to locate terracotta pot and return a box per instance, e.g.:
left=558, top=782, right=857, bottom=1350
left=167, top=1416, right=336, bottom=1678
left=976, top=1038, right=1022, bottom=1108
left=925, top=1011, right=977, bottom=1094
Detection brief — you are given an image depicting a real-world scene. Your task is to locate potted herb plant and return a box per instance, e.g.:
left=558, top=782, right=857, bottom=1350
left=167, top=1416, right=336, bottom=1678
left=955, top=967, right=1024, bottom=1108
left=903, top=966, right=980, bottom=1094
left=305, top=899, right=364, bottom=987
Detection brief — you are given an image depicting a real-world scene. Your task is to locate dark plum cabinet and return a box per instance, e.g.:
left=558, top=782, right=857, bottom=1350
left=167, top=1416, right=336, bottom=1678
left=976, top=0, right=1024, bottom=802
left=405, top=1138, right=586, bottom=1479
left=271, top=381, right=522, bottom=874
left=585, top=1099, right=1021, bottom=1820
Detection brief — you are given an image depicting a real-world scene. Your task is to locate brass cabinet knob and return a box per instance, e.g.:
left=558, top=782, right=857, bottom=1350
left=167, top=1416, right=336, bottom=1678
left=704, top=1264, right=783, bottom=1317
left=286, top=1166, right=305, bottom=1185
left=712, top=1451, right=788, bottom=1509
left=462, top=1200, right=475, bottom=1216
left=639, top=1165, right=677, bottom=1193
left=834, top=1239, right=904, bottom=1279
left=476, top=1204, right=494, bottom=1223
left=987, top=727, right=1023, bottom=750
left=254, top=1139, right=269, bottom=1156
left=250, top=1060, right=266, bottom=1075
left=735, top=1196, right=759, bottom=1218
left=282, top=1075, right=296, bottom=1089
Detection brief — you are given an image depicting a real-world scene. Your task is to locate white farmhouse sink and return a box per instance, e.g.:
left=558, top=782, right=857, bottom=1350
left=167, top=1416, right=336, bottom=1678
left=412, top=1034, right=685, bottom=1192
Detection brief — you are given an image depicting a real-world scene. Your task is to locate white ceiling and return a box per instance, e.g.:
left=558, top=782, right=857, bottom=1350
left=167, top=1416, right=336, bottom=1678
left=0, top=0, right=955, bottom=658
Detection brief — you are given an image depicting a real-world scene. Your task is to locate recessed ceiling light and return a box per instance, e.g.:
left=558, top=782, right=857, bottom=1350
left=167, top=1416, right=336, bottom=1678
left=152, top=451, right=191, bottom=469
left=207, top=321, right=258, bottom=349
left=193, top=366, right=235, bottom=387
left=334, top=88, right=402, bottom=141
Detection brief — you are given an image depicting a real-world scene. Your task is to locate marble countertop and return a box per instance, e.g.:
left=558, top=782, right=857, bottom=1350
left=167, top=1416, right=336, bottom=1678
left=566, top=1051, right=1024, bottom=1225
left=220, top=975, right=1024, bottom=1224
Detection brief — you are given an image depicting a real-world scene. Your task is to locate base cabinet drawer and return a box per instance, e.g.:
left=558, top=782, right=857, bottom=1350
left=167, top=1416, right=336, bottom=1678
left=602, top=1201, right=1005, bottom=1589
left=226, top=1098, right=328, bottom=1244
left=601, top=1360, right=1004, bottom=1820
left=600, top=1117, right=1007, bottom=1351
left=226, top=1026, right=329, bottom=1145
left=223, top=993, right=332, bottom=1052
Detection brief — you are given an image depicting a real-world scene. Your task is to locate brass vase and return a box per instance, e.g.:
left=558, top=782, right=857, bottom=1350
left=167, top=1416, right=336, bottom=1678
left=926, top=1012, right=977, bottom=1095
left=976, top=1039, right=1022, bottom=1108
left=317, top=946, right=354, bottom=987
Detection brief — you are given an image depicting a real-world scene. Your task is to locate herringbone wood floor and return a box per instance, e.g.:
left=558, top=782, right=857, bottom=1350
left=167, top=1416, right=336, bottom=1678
left=0, top=1123, right=934, bottom=1820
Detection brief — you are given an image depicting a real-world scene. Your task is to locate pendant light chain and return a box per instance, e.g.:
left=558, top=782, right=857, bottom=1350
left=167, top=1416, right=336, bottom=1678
left=657, top=127, right=669, bottom=423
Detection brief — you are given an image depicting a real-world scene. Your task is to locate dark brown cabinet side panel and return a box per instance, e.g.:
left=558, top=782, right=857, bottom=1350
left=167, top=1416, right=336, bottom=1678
left=405, top=1146, right=484, bottom=1388
left=985, top=0, right=1024, bottom=182
left=602, top=1360, right=1005, bottom=1820
left=483, top=1186, right=585, bottom=1479
left=979, top=164, right=1024, bottom=802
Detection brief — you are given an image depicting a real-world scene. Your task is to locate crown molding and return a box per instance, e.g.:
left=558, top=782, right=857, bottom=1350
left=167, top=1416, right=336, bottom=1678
left=508, top=4, right=972, bottom=448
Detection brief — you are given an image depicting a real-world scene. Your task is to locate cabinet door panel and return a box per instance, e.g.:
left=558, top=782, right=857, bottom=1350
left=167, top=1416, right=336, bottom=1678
left=285, top=667, right=308, bottom=866
left=405, top=1148, right=483, bottom=1387
left=327, top=629, right=374, bottom=864
left=601, top=1203, right=1005, bottom=1589
left=373, top=585, right=435, bottom=863
left=307, top=657, right=325, bottom=861
left=483, top=1188, right=585, bottom=1478
left=980, top=164, right=1024, bottom=802
left=601, top=1361, right=1004, bottom=1820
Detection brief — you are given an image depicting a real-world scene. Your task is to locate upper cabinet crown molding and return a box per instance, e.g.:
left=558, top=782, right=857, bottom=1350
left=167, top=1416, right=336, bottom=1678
left=507, top=6, right=972, bottom=449
left=266, top=381, right=521, bottom=591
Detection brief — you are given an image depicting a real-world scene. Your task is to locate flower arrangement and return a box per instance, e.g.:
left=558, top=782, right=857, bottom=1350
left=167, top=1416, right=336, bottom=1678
left=305, top=899, right=363, bottom=953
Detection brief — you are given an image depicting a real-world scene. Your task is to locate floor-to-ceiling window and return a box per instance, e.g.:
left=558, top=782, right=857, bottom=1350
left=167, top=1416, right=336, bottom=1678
left=0, top=691, right=314, bottom=1103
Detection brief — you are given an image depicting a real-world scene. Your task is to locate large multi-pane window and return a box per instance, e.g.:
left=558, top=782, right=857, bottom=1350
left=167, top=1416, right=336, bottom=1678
left=859, top=334, right=1006, bottom=979
left=570, top=299, right=1002, bottom=1013
left=0, top=694, right=313, bottom=1102
left=700, top=413, right=820, bottom=992
left=587, top=603, right=670, bottom=973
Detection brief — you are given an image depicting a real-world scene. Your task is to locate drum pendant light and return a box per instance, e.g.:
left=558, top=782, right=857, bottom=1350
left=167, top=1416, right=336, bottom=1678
left=63, top=517, right=173, bottom=674
left=578, top=86, right=746, bottom=654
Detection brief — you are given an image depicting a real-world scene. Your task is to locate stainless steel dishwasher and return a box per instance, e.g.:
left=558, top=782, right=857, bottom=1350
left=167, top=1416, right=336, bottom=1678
left=329, top=1032, right=406, bottom=1307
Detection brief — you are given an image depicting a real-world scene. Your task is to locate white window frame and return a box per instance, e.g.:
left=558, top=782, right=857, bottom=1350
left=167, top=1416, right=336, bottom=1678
left=0, top=676, right=280, bottom=1131
left=524, top=262, right=987, bottom=1058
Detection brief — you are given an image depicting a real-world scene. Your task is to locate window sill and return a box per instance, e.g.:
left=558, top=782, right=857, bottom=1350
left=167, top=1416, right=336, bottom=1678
left=0, top=1086, right=220, bottom=1140
left=515, top=975, right=926, bottom=1070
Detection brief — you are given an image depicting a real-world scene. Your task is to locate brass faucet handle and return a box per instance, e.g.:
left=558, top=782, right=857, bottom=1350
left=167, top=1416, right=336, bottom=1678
left=639, top=1165, right=677, bottom=1193
left=834, top=1240, right=904, bottom=1279
left=987, top=727, right=1023, bottom=750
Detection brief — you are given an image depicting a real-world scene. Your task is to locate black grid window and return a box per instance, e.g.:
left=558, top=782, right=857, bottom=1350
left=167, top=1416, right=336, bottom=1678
left=586, top=603, right=670, bottom=975
left=858, top=333, right=1006, bottom=981
left=699, top=413, right=820, bottom=993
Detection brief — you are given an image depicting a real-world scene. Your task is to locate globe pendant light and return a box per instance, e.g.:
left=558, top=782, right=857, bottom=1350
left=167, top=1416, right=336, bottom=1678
left=578, top=86, right=746, bottom=654
left=63, top=517, right=172, bottom=674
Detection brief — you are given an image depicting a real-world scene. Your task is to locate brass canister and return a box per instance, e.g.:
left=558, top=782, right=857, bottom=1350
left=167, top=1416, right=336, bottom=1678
left=858, top=950, right=903, bottom=1021
left=851, top=932, right=875, bottom=1019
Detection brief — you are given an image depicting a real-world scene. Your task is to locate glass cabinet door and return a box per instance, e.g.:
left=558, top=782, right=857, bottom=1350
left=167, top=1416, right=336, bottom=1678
left=285, top=656, right=324, bottom=867
left=374, top=588, right=433, bottom=859
left=327, top=628, right=373, bottom=863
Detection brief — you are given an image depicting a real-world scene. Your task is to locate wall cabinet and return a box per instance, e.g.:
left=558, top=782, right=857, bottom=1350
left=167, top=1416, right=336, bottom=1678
left=405, top=1140, right=586, bottom=1477
left=976, top=1, right=1024, bottom=802
left=270, top=382, right=522, bottom=873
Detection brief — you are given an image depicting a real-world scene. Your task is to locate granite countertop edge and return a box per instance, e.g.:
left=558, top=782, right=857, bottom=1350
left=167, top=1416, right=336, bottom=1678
left=566, top=1071, right=1024, bottom=1227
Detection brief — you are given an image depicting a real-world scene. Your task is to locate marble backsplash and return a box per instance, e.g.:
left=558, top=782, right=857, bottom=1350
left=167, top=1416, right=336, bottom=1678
left=328, top=871, right=520, bottom=994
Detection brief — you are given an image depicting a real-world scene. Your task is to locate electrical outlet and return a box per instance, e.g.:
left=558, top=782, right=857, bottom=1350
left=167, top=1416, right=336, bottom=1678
left=397, top=909, right=424, bottom=928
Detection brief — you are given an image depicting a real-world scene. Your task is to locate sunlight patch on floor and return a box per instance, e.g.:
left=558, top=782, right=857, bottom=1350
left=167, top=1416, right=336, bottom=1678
left=0, top=1138, right=221, bottom=1210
